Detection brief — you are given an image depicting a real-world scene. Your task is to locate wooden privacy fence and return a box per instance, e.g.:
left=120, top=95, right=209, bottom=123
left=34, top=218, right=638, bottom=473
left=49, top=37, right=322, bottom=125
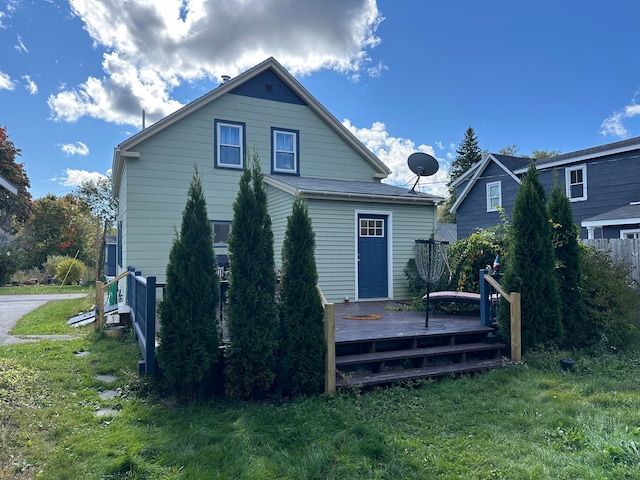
left=582, top=238, right=640, bottom=283
left=95, top=267, right=157, bottom=375
left=479, top=269, right=521, bottom=362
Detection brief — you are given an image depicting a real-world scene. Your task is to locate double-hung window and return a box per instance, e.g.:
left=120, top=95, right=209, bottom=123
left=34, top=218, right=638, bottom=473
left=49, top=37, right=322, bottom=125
left=486, top=181, right=502, bottom=212
left=215, top=120, right=244, bottom=169
left=272, top=128, right=299, bottom=174
left=211, top=220, right=232, bottom=247
left=565, top=165, right=587, bottom=201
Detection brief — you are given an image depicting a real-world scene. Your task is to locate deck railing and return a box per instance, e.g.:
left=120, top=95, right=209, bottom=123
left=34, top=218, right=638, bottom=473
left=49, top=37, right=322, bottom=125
left=94, top=267, right=157, bottom=374
left=318, top=285, right=336, bottom=394
left=479, top=269, right=521, bottom=362
left=126, top=267, right=157, bottom=375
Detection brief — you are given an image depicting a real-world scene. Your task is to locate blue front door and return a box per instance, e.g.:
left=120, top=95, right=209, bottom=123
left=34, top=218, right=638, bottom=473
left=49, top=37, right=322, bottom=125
left=358, top=214, right=388, bottom=299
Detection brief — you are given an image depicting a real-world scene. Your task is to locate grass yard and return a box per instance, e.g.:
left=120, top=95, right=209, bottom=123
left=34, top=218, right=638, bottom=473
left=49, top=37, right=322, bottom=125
left=0, top=284, right=91, bottom=295
left=2, top=298, right=640, bottom=479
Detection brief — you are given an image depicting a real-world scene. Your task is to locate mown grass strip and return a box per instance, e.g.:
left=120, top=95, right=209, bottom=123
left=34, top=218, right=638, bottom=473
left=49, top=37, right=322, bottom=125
left=2, top=298, right=640, bottom=479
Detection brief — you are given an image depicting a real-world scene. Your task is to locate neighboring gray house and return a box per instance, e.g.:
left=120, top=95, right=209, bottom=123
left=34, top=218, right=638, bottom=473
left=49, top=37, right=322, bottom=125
left=112, top=57, right=442, bottom=303
left=450, top=136, right=640, bottom=239
left=0, top=173, right=18, bottom=196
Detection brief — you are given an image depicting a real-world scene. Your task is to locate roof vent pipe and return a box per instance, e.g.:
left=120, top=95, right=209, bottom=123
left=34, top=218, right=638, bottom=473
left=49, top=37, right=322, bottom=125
left=221, top=75, right=231, bottom=83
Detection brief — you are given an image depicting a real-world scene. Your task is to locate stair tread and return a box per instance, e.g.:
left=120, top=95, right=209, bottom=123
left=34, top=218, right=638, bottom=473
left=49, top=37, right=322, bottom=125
left=336, top=358, right=505, bottom=388
left=336, top=342, right=506, bottom=366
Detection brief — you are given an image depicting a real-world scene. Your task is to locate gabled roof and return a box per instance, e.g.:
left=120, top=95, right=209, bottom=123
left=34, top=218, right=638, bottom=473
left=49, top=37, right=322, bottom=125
left=0, top=173, right=18, bottom=195
left=449, top=153, right=526, bottom=213
left=450, top=136, right=640, bottom=213
left=112, top=57, right=390, bottom=194
left=581, top=202, right=640, bottom=228
left=513, top=135, right=640, bottom=174
left=264, top=174, right=443, bottom=205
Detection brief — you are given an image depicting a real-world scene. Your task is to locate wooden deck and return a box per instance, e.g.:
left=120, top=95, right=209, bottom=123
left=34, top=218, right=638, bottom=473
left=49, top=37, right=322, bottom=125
left=332, top=301, right=506, bottom=388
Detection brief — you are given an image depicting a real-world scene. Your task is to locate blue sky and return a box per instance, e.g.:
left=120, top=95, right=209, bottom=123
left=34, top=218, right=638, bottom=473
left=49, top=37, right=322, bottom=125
left=1, top=0, right=639, bottom=200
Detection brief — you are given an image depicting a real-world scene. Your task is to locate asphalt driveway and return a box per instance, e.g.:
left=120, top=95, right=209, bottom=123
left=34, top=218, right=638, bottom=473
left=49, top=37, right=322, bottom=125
left=0, top=293, right=88, bottom=346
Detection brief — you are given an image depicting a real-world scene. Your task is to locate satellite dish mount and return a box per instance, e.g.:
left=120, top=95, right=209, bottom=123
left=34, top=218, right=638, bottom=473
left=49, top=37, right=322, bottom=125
left=408, top=152, right=439, bottom=192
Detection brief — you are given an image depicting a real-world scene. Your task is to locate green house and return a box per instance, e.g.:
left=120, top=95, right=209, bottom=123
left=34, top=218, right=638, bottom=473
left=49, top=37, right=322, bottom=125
left=112, top=57, right=442, bottom=303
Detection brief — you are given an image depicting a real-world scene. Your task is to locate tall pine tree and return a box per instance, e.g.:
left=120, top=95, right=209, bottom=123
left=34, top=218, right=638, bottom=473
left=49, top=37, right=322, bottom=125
left=440, top=127, right=482, bottom=223
left=225, top=155, right=279, bottom=400
left=498, top=163, right=562, bottom=350
left=157, top=167, right=220, bottom=400
left=278, top=195, right=325, bottom=397
left=548, top=181, right=591, bottom=347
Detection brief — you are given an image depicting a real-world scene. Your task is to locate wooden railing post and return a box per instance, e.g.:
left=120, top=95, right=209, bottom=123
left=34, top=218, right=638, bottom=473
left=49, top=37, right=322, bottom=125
left=95, top=281, right=103, bottom=331
left=510, top=292, right=521, bottom=362
left=324, top=302, right=336, bottom=395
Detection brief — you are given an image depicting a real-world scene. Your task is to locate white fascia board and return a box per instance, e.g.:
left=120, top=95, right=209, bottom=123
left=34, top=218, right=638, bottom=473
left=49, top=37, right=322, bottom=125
left=581, top=217, right=640, bottom=228
left=0, top=174, right=18, bottom=195
left=450, top=160, right=483, bottom=188
left=450, top=154, right=521, bottom=214
left=513, top=143, right=640, bottom=174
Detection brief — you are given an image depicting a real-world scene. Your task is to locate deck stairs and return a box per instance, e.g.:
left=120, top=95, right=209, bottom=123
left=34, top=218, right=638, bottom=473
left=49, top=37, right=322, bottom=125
left=335, top=324, right=506, bottom=389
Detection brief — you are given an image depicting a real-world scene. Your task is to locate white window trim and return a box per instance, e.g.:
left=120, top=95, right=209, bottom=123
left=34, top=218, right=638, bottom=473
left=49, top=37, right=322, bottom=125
left=620, top=228, right=640, bottom=239
left=565, top=165, right=587, bottom=202
left=272, top=128, right=298, bottom=174
left=486, top=181, right=502, bottom=212
left=216, top=121, right=244, bottom=169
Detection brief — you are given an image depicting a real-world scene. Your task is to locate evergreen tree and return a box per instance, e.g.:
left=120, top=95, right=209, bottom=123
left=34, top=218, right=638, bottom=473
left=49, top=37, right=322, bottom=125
left=157, top=168, right=220, bottom=400
left=498, top=163, right=562, bottom=350
left=225, top=155, right=279, bottom=400
left=278, top=195, right=325, bottom=397
left=440, top=127, right=482, bottom=223
left=548, top=181, right=591, bottom=347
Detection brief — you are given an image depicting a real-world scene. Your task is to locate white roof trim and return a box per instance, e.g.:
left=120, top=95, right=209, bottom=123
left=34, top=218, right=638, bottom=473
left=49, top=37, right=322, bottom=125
left=581, top=217, right=640, bottom=228
left=450, top=154, right=521, bottom=213
left=112, top=57, right=390, bottom=195
left=513, top=142, right=640, bottom=174
left=0, top=173, right=18, bottom=195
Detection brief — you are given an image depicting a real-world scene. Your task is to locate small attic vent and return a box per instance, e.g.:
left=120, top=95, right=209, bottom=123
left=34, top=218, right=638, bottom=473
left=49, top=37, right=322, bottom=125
left=265, top=84, right=274, bottom=92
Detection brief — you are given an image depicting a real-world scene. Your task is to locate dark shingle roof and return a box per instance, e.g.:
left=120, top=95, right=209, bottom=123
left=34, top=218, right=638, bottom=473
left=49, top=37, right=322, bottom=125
left=582, top=203, right=640, bottom=223
left=265, top=175, right=443, bottom=203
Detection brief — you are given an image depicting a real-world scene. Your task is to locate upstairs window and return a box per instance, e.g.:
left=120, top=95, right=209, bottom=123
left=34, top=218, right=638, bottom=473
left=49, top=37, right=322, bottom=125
left=215, top=120, right=244, bottom=169
left=486, top=181, right=502, bottom=212
left=565, top=165, right=587, bottom=201
left=272, top=128, right=299, bottom=174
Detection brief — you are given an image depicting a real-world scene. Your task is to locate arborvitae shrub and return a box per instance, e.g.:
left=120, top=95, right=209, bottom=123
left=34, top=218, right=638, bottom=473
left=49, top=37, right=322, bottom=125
left=278, top=195, right=325, bottom=397
left=157, top=168, right=220, bottom=400
left=498, top=163, right=562, bottom=350
left=225, top=156, right=278, bottom=400
left=548, top=182, right=590, bottom=348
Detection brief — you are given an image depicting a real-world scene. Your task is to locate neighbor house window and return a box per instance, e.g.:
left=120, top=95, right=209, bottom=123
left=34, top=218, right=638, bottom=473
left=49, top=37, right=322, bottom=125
left=215, top=120, right=244, bottom=169
left=565, top=165, right=587, bottom=201
left=621, top=229, right=640, bottom=239
left=211, top=220, right=232, bottom=247
left=486, top=181, right=502, bottom=212
left=272, top=128, right=299, bottom=174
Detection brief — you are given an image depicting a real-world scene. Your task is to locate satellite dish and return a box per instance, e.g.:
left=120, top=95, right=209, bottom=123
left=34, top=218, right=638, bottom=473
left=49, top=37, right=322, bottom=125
left=408, top=152, right=439, bottom=192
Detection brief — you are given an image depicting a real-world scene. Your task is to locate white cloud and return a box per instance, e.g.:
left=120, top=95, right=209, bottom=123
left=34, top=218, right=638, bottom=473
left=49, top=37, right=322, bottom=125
left=600, top=95, right=640, bottom=138
left=342, top=119, right=450, bottom=198
left=14, top=34, right=28, bottom=53
left=0, top=71, right=14, bottom=90
left=48, top=0, right=384, bottom=127
left=22, top=75, right=37, bottom=94
left=58, top=141, right=89, bottom=156
left=57, top=168, right=106, bottom=187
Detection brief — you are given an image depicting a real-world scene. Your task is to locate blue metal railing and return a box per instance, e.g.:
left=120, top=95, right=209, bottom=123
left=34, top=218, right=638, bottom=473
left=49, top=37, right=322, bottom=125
left=127, top=266, right=157, bottom=375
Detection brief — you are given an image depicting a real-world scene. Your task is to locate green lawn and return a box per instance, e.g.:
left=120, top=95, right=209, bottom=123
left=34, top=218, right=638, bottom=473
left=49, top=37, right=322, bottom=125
left=0, top=284, right=91, bottom=295
left=2, top=297, right=640, bottom=479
